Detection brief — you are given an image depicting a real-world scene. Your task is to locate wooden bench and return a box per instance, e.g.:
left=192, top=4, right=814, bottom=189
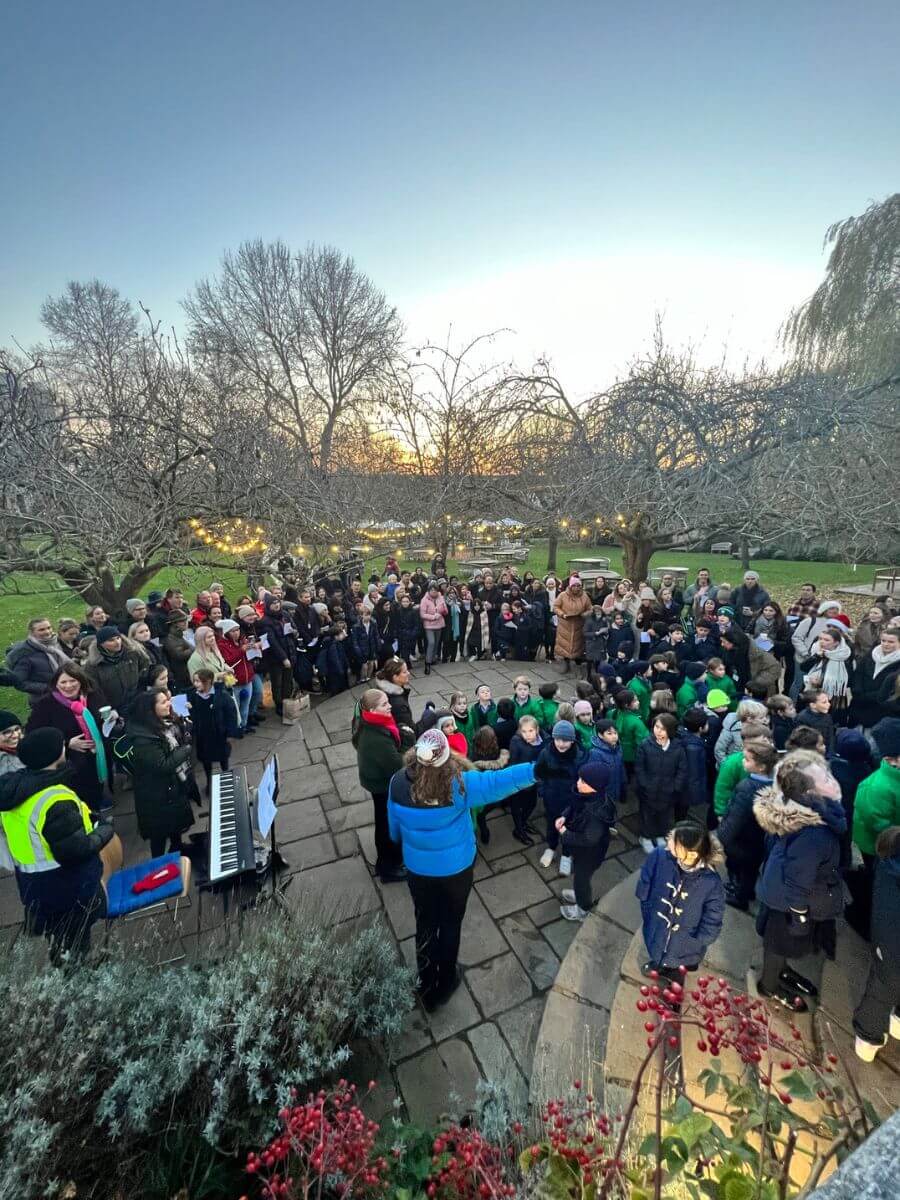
left=873, top=568, right=900, bottom=594
left=710, top=541, right=732, bottom=554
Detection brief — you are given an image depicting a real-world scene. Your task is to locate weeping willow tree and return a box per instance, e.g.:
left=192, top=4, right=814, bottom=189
left=783, top=193, right=900, bottom=389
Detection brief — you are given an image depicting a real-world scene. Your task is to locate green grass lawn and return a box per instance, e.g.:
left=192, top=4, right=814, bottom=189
left=0, top=544, right=882, bottom=720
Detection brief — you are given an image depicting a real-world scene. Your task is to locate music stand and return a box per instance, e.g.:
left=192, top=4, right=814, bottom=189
left=254, top=752, right=289, bottom=900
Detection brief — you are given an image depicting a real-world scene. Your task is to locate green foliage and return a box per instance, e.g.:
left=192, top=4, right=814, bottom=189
left=381, top=1121, right=439, bottom=1197
left=0, top=904, right=413, bottom=1199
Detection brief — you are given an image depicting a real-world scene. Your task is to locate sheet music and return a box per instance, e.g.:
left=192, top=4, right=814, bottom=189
left=183, top=628, right=196, bottom=648
left=259, top=633, right=270, bottom=650
left=256, top=755, right=279, bottom=837
left=170, top=692, right=191, bottom=718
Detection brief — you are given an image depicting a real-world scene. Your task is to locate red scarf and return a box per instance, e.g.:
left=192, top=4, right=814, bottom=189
left=361, top=708, right=401, bottom=746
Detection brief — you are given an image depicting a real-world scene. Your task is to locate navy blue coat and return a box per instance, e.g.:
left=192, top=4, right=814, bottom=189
left=315, top=635, right=350, bottom=695
left=636, top=847, right=725, bottom=969
left=586, top=736, right=626, bottom=805
left=535, top=739, right=587, bottom=818
left=607, top=625, right=635, bottom=659
left=754, top=791, right=846, bottom=917
left=689, top=635, right=720, bottom=664
left=349, top=619, right=382, bottom=666
left=678, top=730, right=710, bottom=810
left=717, top=774, right=771, bottom=867
left=870, top=854, right=900, bottom=963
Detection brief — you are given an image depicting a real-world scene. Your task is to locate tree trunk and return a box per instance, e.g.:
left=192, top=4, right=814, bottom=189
left=547, top=531, right=559, bottom=573
left=61, top=562, right=165, bottom=617
left=620, top=537, right=655, bottom=584
left=739, top=535, right=750, bottom=571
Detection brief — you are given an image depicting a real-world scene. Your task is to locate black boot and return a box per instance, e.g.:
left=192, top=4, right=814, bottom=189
left=424, top=662, right=431, bottom=675
left=477, top=812, right=490, bottom=844
left=512, top=826, right=534, bottom=846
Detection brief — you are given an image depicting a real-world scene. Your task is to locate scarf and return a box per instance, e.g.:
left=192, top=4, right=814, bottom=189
left=28, top=636, right=70, bottom=671
left=52, top=690, right=109, bottom=784
left=449, top=602, right=460, bottom=639
left=164, top=722, right=191, bottom=781
left=872, top=645, right=900, bottom=678
left=807, top=640, right=851, bottom=700
left=361, top=707, right=401, bottom=746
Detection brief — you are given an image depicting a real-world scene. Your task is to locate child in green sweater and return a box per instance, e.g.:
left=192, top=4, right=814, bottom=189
left=610, top=689, right=650, bottom=771
left=705, top=659, right=738, bottom=711
left=626, top=662, right=652, bottom=724
left=572, top=699, right=596, bottom=750
left=537, top=682, right=560, bottom=733
left=510, top=675, right=544, bottom=724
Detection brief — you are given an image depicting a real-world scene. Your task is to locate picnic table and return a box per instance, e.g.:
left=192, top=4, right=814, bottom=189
left=649, top=566, right=689, bottom=586
left=567, top=557, right=611, bottom=572
left=576, top=568, right=622, bottom=587
left=458, top=558, right=502, bottom=572
left=874, top=567, right=900, bottom=593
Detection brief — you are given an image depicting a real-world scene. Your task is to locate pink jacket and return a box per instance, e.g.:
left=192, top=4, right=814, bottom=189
left=419, top=593, right=449, bottom=630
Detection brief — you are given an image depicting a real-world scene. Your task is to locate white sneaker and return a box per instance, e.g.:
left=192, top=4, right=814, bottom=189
left=539, top=848, right=555, bottom=869
left=640, top=838, right=655, bottom=854
left=561, top=888, right=576, bottom=904
left=890, top=1010, right=900, bottom=1040
left=855, top=1035, right=886, bottom=1062
left=655, top=837, right=667, bottom=848
left=609, top=827, right=619, bottom=837
left=560, top=903, right=588, bottom=922
left=468, top=655, right=477, bottom=663
left=558, top=855, right=573, bottom=877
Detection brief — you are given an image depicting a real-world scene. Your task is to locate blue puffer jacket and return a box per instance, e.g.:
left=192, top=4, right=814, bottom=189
left=753, top=788, right=846, bottom=916
left=388, top=762, right=536, bottom=877
left=636, top=845, right=725, bottom=969
left=586, top=736, right=625, bottom=804
left=678, top=730, right=710, bottom=809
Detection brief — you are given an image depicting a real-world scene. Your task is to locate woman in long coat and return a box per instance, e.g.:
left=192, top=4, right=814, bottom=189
left=553, top=576, right=592, bottom=672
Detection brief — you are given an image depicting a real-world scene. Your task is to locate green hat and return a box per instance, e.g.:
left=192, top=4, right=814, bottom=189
left=706, top=688, right=731, bottom=709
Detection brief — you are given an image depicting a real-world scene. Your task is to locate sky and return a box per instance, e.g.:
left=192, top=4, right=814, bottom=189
left=3, top=0, right=898, bottom=395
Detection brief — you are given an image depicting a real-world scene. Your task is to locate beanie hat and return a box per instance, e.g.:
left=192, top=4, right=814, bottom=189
left=573, top=699, right=595, bottom=719
left=97, top=625, right=121, bottom=645
left=578, top=760, right=610, bottom=793
left=685, top=662, right=706, bottom=680
left=236, top=605, right=257, bottom=620
left=717, top=606, right=734, bottom=618
left=818, top=600, right=841, bottom=615
left=552, top=720, right=576, bottom=742
left=835, top=728, right=873, bottom=764
left=639, top=586, right=656, bottom=601
left=0, top=709, right=21, bottom=732
left=167, top=609, right=189, bottom=625
left=125, top=598, right=145, bottom=614
left=597, top=663, right=617, bottom=680
left=706, top=688, right=731, bottom=709
left=147, top=590, right=164, bottom=604
left=215, top=618, right=240, bottom=635
left=871, top=718, right=900, bottom=759
left=415, top=728, right=450, bottom=767
left=18, top=727, right=65, bottom=770
left=568, top=575, right=583, bottom=587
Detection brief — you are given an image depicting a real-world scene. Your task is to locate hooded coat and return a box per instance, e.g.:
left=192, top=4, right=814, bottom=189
left=747, top=641, right=782, bottom=697
left=553, top=587, right=592, bottom=659
left=376, top=676, right=416, bottom=737
left=84, top=635, right=149, bottom=712
left=754, top=787, right=846, bottom=917
left=5, top=638, right=73, bottom=705
left=587, top=735, right=626, bottom=804
left=125, top=718, right=194, bottom=843
left=636, top=842, right=725, bottom=969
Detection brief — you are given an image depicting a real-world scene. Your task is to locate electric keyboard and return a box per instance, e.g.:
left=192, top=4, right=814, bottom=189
left=208, top=767, right=255, bottom=883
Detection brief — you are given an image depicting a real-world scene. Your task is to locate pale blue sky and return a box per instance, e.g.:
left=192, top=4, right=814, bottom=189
left=3, top=1, right=897, bottom=390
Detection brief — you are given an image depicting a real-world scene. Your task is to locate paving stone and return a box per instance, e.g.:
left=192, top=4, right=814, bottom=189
left=331, top=764, right=368, bottom=805
left=479, top=818, right=531, bottom=862
left=344, top=1039, right=401, bottom=1121
left=320, top=790, right=342, bottom=811
left=396, top=1038, right=481, bottom=1124
left=282, top=832, right=337, bottom=872
left=467, top=1021, right=529, bottom=1113
left=323, top=741, right=360, bottom=771
left=327, top=800, right=376, bottom=833
left=527, top=898, right=562, bottom=927
left=275, top=797, right=329, bottom=844
left=616, top=847, right=647, bottom=873
left=377, top=877, right=416, bottom=940
left=458, top=889, right=509, bottom=966
left=497, top=996, right=546, bottom=1076
left=309, top=747, right=324, bottom=763
left=280, top=763, right=334, bottom=801
left=466, top=951, right=533, bottom=1017
left=475, top=864, right=553, bottom=919
left=387, top=1003, right=433, bottom=1061
left=425, top=977, right=481, bottom=1042
left=499, top=912, right=561, bottom=990
left=334, top=830, right=361, bottom=859
left=275, top=738, right=312, bottom=771
left=319, top=704, right=353, bottom=733
left=541, top=917, right=581, bottom=959
left=472, top=854, right=493, bottom=881
left=330, top=728, right=353, bottom=744
left=285, top=855, right=380, bottom=922
left=297, top=713, right=332, bottom=749
left=701, top=903, right=764, bottom=986
left=596, top=871, right=642, bottom=933
left=356, top=823, right=376, bottom=866
left=531, top=990, right=611, bottom=1104
left=555, top=914, right=632, bottom=1011
left=488, top=852, right=527, bottom=875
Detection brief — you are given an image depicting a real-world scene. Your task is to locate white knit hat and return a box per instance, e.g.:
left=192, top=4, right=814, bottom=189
left=415, top=728, right=450, bottom=767
left=215, top=618, right=239, bottom=635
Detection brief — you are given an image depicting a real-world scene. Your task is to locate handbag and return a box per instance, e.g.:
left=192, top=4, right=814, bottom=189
left=281, top=694, right=310, bottom=724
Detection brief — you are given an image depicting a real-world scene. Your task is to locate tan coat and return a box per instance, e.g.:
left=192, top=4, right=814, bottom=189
left=553, top=588, right=592, bottom=659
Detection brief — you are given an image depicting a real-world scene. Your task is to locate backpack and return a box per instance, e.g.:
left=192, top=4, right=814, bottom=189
left=110, top=732, right=136, bottom=775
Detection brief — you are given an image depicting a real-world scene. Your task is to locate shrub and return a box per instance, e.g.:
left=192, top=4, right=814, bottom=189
left=0, top=904, right=413, bottom=1199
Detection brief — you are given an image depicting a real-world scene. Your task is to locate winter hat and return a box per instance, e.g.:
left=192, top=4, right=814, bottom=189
left=147, top=590, right=164, bottom=604
left=0, top=710, right=21, bottom=733
left=717, top=606, right=735, bottom=619
left=18, top=727, right=65, bottom=770
left=685, top=662, right=707, bottom=680
left=96, top=625, right=121, bottom=646
left=597, top=663, right=617, bottom=681
left=125, top=598, right=145, bottom=614
left=167, top=609, right=189, bottom=625
left=706, top=688, right=731, bottom=709
left=818, top=600, right=841, bottom=615
left=824, top=617, right=848, bottom=633
left=282, top=601, right=298, bottom=613
left=639, top=586, right=656, bottom=601
left=415, top=728, right=450, bottom=767
left=578, top=760, right=610, bottom=793
left=435, top=713, right=457, bottom=733
left=835, top=728, right=872, bottom=764
left=552, top=720, right=577, bottom=742
left=871, top=718, right=900, bottom=759
left=215, top=618, right=240, bottom=635
left=573, top=699, right=595, bottom=719
left=568, top=575, right=583, bottom=587
left=236, top=605, right=257, bottom=620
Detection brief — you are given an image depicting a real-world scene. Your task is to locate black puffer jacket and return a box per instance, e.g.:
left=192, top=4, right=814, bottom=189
left=0, top=765, right=112, bottom=915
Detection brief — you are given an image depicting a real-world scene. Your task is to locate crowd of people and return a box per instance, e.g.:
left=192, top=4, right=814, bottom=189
left=1, top=559, right=899, bottom=1064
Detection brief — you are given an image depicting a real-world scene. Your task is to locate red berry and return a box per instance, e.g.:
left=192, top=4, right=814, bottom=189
left=644, top=1021, right=656, bottom=1032
left=697, top=1041, right=707, bottom=1052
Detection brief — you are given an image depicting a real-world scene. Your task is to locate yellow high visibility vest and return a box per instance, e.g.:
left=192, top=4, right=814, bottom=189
left=0, top=784, right=92, bottom=874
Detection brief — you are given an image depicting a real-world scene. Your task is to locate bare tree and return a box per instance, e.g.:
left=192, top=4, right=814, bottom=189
left=185, top=240, right=402, bottom=473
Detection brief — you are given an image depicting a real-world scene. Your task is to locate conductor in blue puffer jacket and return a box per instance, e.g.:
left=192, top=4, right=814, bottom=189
left=388, top=727, right=536, bottom=1011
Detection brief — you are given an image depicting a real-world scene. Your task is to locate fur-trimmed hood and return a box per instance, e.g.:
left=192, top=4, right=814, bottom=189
left=753, top=786, right=847, bottom=837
